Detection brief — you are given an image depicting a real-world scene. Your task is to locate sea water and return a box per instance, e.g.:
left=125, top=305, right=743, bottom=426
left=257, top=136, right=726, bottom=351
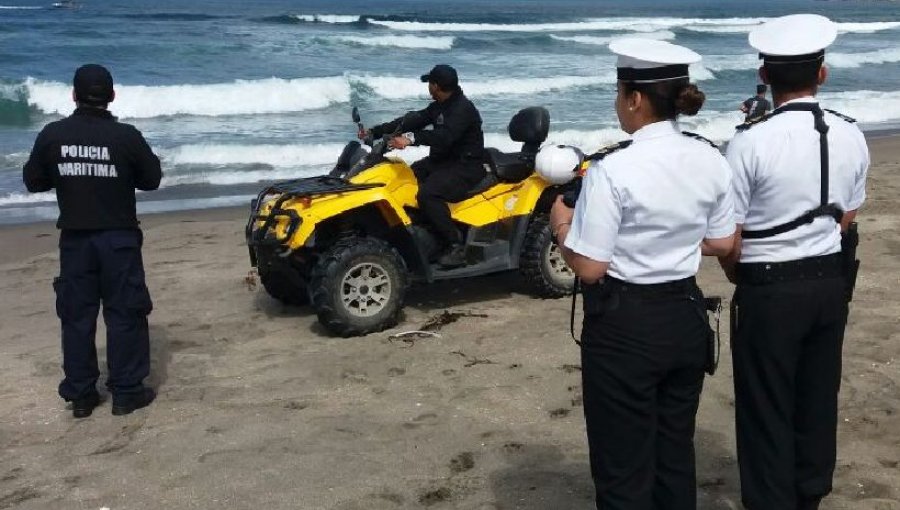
left=1, top=0, right=899, bottom=223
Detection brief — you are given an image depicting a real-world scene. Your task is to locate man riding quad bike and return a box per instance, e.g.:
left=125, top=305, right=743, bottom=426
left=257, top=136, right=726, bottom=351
left=245, top=105, right=576, bottom=337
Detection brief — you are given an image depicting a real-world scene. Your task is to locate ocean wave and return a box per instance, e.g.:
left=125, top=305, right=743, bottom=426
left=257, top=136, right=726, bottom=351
left=294, top=14, right=361, bottom=24
left=326, top=35, right=454, bottom=50
left=703, top=47, right=900, bottom=72
left=550, top=31, right=676, bottom=46
left=0, top=5, right=42, bottom=9
left=828, top=47, right=900, bottom=68
left=22, top=77, right=351, bottom=119
left=367, top=17, right=768, bottom=33
left=354, top=74, right=617, bottom=100
left=118, top=13, right=225, bottom=21
left=0, top=191, right=56, bottom=206
left=835, top=21, right=900, bottom=33
left=161, top=143, right=348, bottom=168
left=820, top=90, right=900, bottom=124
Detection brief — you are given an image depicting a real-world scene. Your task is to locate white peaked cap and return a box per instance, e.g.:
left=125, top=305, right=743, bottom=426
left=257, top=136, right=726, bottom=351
left=749, top=14, right=837, bottom=60
left=609, top=39, right=701, bottom=82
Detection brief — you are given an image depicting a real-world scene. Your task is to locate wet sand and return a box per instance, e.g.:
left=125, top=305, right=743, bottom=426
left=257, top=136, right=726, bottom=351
left=0, top=136, right=898, bottom=509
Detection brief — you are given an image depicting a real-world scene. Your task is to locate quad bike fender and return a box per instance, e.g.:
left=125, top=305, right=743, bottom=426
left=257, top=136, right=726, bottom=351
left=449, top=175, right=551, bottom=226
left=285, top=192, right=415, bottom=250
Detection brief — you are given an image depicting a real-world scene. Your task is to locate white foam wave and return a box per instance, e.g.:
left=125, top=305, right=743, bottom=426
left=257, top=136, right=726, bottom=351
left=820, top=90, right=900, bottom=124
left=162, top=143, right=347, bottom=168
left=702, top=47, right=900, bottom=72
left=0, top=191, right=56, bottom=206
left=24, top=76, right=351, bottom=119
left=368, top=17, right=768, bottom=33
left=835, top=21, right=900, bottom=33
left=294, top=14, right=360, bottom=24
left=329, top=35, right=454, bottom=50
left=0, top=5, right=43, bottom=9
left=356, top=74, right=617, bottom=100
left=829, top=47, right=900, bottom=68
left=550, top=30, right=676, bottom=46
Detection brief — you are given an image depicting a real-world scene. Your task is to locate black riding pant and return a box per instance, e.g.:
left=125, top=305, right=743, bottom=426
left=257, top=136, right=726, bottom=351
left=580, top=279, right=709, bottom=510
left=54, top=229, right=153, bottom=401
left=413, top=157, right=485, bottom=246
left=732, top=277, right=847, bottom=510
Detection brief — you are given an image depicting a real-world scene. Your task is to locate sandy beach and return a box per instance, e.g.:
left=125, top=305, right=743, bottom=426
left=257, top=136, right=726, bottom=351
left=0, top=135, right=898, bottom=510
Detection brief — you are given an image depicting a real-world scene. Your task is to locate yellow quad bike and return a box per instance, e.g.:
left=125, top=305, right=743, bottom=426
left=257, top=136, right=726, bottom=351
left=245, top=106, right=575, bottom=336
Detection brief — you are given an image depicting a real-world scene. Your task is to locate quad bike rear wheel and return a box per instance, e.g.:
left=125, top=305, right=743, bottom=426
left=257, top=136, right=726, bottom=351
left=309, top=237, right=408, bottom=337
left=520, top=213, right=576, bottom=298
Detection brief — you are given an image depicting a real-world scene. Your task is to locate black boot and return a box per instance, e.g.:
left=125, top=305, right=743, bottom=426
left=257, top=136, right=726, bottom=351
left=112, top=388, right=156, bottom=416
left=71, top=392, right=101, bottom=419
left=438, top=243, right=467, bottom=268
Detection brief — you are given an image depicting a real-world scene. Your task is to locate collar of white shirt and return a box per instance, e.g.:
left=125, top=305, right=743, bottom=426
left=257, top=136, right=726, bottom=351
left=775, top=96, right=818, bottom=111
left=631, top=119, right=679, bottom=142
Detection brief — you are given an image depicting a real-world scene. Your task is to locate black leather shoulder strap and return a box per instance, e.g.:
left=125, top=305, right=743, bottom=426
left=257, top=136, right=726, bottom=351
left=736, top=112, right=774, bottom=131
left=681, top=131, right=718, bottom=149
left=824, top=108, right=857, bottom=123
left=585, top=140, right=632, bottom=161
left=741, top=102, right=845, bottom=239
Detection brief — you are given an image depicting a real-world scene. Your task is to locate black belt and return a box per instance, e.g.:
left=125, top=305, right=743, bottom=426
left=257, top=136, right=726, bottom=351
left=736, top=252, right=842, bottom=285
left=601, top=275, right=697, bottom=295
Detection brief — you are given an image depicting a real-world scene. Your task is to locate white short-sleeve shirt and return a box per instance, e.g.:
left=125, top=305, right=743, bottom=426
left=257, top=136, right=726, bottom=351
left=564, top=120, right=735, bottom=284
left=726, top=97, right=869, bottom=263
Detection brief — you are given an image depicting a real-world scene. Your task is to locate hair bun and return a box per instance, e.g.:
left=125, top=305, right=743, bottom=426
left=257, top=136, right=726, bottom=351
left=675, top=83, right=705, bottom=116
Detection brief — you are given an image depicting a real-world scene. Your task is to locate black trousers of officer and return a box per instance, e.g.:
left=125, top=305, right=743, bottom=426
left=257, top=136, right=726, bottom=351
left=580, top=278, right=708, bottom=510
left=413, top=157, right=485, bottom=246
left=732, top=276, right=847, bottom=510
left=54, top=229, right=153, bottom=401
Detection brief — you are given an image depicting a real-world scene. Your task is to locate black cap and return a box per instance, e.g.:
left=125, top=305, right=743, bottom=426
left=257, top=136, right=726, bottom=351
left=420, top=64, right=458, bottom=91
left=756, top=84, right=767, bottom=94
left=73, top=64, right=114, bottom=105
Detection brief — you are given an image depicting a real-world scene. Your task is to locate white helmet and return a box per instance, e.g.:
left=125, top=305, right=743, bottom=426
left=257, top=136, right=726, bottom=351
left=535, top=144, right=584, bottom=185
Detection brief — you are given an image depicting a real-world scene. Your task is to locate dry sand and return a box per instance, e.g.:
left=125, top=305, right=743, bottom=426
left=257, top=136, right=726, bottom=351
left=0, top=136, right=898, bottom=510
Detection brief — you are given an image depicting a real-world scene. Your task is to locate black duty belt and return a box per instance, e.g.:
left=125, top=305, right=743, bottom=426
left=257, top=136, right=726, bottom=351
left=600, top=275, right=697, bottom=295
left=736, top=252, right=842, bottom=285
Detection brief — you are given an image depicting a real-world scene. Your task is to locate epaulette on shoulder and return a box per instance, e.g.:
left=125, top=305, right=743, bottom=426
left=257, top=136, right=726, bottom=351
left=681, top=131, right=718, bottom=149
left=824, top=108, right=857, bottom=123
left=585, top=140, right=632, bottom=161
left=735, top=112, right=773, bottom=132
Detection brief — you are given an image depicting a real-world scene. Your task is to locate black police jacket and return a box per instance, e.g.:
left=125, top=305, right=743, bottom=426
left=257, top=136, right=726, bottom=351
left=23, top=107, right=162, bottom=230
left=371, top=89, right=484, bottom=165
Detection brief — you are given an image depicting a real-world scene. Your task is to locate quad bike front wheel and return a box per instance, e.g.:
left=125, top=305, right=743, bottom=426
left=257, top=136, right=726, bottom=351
left=259, top=269, right=308, bottom=306
left=520, top=213, right=576, bottom=298
left=308, top=237, right=408, bottom=337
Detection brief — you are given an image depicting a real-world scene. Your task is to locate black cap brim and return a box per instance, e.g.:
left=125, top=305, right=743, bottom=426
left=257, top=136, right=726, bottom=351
left=420, top=74, right=431, bottom=83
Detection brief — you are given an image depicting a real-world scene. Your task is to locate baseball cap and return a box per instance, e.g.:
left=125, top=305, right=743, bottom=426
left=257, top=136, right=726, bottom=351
left=420, top=64, right=459, bottom=90
left=73, top=64, right=114, bottom=105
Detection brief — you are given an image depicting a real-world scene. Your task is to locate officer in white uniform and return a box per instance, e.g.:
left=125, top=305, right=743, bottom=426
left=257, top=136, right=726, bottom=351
left=550, top=39, right=736, bottom=509
left=720, top=15, right=869, bottom=510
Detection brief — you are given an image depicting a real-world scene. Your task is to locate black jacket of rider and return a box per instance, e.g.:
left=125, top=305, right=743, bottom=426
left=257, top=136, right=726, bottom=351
left=23, top=107, right=162, bottom=230
left=370, top=89, right=484, bottom=168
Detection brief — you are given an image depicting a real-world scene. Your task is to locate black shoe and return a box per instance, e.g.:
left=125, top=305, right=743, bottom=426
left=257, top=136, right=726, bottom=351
left=71, top=392, right=101, bottom=419
left=111, top=388, right=156, bottom=416
left=438, top=244, right=467, bottom=268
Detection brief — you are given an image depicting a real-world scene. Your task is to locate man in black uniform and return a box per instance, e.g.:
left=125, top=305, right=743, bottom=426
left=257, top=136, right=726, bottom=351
left=720, top=15, right=869, bottom=510
left=23, top=64, right=161, bottom=418
left=360, top=64, right=485, bottom=268
left=739, top=84, right=771, bottom=121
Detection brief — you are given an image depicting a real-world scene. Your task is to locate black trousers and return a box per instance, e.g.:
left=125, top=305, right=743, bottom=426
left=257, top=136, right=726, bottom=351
left=413, top=157, right=484, bottom=246
left=54, top=229, right=153, bottom=401
left=581, top=281, right=709, bottom=510
left=732, top=277, right=847, bottom=510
